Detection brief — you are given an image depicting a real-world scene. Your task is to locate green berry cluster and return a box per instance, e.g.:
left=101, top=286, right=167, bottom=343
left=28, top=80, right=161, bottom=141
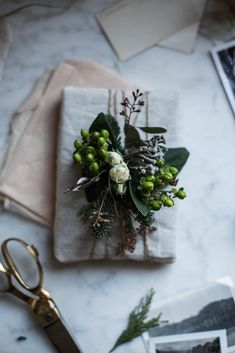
left=138, top=159, right=186, bottom=211
left=73, top=128, right=110, bottom=175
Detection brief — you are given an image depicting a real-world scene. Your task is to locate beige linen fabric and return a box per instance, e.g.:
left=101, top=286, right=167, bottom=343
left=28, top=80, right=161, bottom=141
left=0, top=60, right=134, bottom=226
left=54, top=87, right=181, bottom=263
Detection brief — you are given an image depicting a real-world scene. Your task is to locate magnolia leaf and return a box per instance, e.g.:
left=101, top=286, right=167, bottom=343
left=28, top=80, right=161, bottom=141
left=124, top=124, right=141, bottom=148
left=89, top=113, right=121, bottom=149
left=129, top=180, right=149, bottom=216
left=164, top=147, right=189, bottom=172
left=138, top=126, right=167, bottom=134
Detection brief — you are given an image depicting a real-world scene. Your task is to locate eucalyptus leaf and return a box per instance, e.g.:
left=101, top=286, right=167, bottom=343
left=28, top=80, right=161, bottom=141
left=124, top=123, right=141, bottom=148
left=129, top=180, right=149, bottom=216
left=138, top=126, right=167, bottom=134
left=89, top=113, right=121, bottom=149
left=164, top=147, right=189, bottom=172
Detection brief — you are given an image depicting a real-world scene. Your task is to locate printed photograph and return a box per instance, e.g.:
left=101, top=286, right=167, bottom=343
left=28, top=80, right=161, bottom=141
left=144, top=281, right=235, bottom=351
left=149, top=331, right=228, bottom=353
left=211, top=40, right=235, bottom=115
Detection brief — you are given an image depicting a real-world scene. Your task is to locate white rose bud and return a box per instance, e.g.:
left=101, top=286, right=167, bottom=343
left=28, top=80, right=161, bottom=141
left=109, top=162, right=130, bottom=184
left=105, top=151, right=123, bottom=166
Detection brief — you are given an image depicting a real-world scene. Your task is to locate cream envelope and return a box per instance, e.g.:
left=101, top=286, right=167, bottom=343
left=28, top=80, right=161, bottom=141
left=96, top=0, right=207, bottom=60
left=160, top=0, right=207, bottom=53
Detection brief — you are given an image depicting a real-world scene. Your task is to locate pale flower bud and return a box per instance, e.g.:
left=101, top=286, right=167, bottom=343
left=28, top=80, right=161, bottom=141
left=109, top=162, right=130, bottom=184
left=105, top=151, right=123, bottom=166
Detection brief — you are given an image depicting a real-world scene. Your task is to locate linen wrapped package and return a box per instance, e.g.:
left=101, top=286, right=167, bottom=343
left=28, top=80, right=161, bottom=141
left=54, top=87, right=182, bottom=263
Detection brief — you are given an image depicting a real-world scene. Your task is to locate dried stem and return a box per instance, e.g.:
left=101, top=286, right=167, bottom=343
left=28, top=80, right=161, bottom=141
left=120, top=89, right=145, bottom=125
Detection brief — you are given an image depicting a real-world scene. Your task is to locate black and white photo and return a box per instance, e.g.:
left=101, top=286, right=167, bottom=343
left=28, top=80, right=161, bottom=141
left=149, top=331, right=228, bottom=353
left=211, top=40, right=235, bottom=115
left=143, top=280, right=235, bottom=352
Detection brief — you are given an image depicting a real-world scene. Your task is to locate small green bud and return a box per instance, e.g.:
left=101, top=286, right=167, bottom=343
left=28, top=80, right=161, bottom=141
left=140, top=176, right=146, bottom=185
left=73, top=152, right=82, bottom=164
left=161, top=194, right=168, bottom=203
left=81, top=129, right=89, bottom=139
left=86, top=153, right=95, bottom=162
left=89, top=162, right=99, bottom=174
left=145, top=175, right=155, bottom=182
left=156, top=159, right=164, bottom=167
left=92, top=131, right=100, bottom=140
left=164, top=198, right=174, bottom=207
left=142, top=191, right=151, bottom=198
left=155, top=179, right=164, bottom=187
left=176, top=189, right=186, bottom=199
left=99, top=148, right=108, bottom=159
left=97, top=136, right=106, bottom=146
left=163, top=172, right=173, bottom=182
left=151, top=200, right=161, bottom=211
left=169, top=166, right=178, bottom=175
left=87, top=146, right=96, bottom=154
left=74, top=139, right=83, bottom=149
left=143, top=181, right=154, bottom=192
left=102, top=142, right=109, bottom=150
left=100, top=129, right=109, bottom=139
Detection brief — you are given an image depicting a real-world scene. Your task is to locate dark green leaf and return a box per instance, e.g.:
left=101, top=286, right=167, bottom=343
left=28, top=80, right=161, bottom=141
left=89, top=113, right=121, bottom=149
left=138, top=126, right=167, bottom=134
left=124, top=123, right=141, bottom=148
left=129, top=180, right=149, bottom=216
left=164, top=147, right=189, bottom=172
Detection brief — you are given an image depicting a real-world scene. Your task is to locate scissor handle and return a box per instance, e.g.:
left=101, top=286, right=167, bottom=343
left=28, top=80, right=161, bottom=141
left=1, top=238, right=44, bottom=292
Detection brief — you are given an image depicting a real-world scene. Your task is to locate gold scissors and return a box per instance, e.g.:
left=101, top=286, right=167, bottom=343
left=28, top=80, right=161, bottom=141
left=0, top=237, right=83, bottom=353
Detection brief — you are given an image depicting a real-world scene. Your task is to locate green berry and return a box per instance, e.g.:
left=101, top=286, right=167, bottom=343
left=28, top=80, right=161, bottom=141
left=143, top=181, right=154, bottom=192
left=169, top=166, right=178, bottom=175
left=81, top=129, right=89, bottom=139
left=156, top=159, right=164, bottom=167
left=152, top=200, right=161, bottom=211
left=86, top=153, right=95, bottom=162
left=164, top=198, right=174, bottom=207
left=87, top=146, right=96, bottom=154
left=176, top=189, right=186, bottom=199
left=99, top=148, right=108, bottom=159
left=97, top=137, right=106, bottom=146
left=73, top=152, right=82, bottom=164
left=74, top=139, right=83, bottom=149
left=100, top=129, right=109, bottom=139
left=163, top=172, right=173, bottom=182
left=145, top=175, right=155, bottom=182
left=92, top=131, right=100, bottom=140
left=89, top=162, right=99, bottom=174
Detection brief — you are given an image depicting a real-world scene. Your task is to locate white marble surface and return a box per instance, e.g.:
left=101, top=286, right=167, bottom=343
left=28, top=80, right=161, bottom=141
left=1, top=1, right=235, bottom=353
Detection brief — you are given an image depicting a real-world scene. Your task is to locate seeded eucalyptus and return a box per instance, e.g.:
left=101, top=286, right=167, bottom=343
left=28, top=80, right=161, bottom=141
left=66, top=90, right=189, bottom=254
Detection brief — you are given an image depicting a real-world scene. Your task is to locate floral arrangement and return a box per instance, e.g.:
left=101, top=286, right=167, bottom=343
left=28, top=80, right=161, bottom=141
left=66, top=90, right=189, bottom=255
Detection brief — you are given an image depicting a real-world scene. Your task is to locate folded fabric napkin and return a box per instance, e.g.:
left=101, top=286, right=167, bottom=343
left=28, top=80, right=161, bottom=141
left=0, top=18, right=11, bottom=79
left=0, top=60, right=134, bottom=226
left=54, top=87, right=182, bottom=263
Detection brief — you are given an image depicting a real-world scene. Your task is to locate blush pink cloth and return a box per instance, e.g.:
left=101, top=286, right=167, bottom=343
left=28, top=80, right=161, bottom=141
left=0, top=60, right=134, bottom=226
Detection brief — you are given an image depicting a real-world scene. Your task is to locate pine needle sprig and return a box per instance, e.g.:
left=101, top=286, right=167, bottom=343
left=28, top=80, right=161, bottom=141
left=109, top=289, right=163, bottom=352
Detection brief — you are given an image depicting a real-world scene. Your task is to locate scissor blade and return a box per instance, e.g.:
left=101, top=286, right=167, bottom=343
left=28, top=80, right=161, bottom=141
left=44, top=319, right=83, bottom=353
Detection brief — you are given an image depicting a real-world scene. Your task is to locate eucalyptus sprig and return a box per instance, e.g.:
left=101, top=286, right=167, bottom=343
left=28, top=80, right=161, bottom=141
left=109, top=289, right=164, bottom=352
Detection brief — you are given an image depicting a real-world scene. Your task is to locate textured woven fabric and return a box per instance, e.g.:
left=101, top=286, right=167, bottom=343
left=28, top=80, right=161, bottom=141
left=54, top=87, right=182, bottom=264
